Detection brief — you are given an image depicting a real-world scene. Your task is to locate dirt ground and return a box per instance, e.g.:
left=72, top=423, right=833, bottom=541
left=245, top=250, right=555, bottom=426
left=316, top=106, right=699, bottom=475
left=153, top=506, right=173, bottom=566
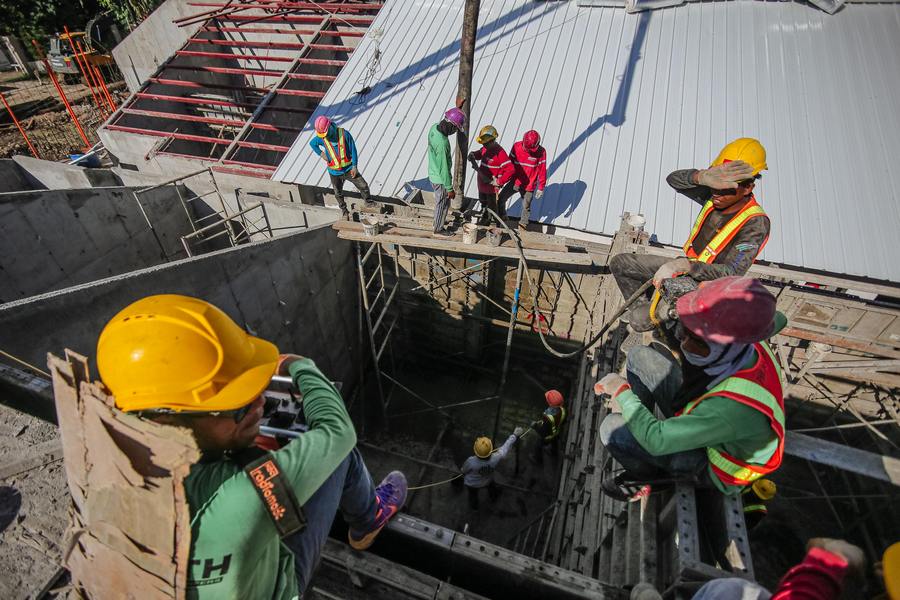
left=0, top=404, right=66, bottom=599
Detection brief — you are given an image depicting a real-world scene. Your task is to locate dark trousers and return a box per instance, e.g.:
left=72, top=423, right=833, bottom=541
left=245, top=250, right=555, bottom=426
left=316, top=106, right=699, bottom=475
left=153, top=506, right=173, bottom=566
left=478, top=180, right=517, bottom=221
left=466, top=481, right=500, bottom=509
left=598, top=345, right=710, bottom=483
left=532, top=435, right=559, bottom=464
left=329, top=171, right=370, bottom=210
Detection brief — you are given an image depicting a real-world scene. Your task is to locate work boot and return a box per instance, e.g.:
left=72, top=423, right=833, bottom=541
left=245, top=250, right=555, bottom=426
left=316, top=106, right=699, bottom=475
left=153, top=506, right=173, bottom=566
left=348, top=471, right=407, bottom=550
left=341, top=208, right=351, bottom=221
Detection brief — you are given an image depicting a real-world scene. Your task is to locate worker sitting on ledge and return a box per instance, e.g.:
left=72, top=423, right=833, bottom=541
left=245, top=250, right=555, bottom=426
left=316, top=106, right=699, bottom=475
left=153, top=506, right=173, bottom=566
left=593, top=277, right=786, bottom=501
left=461, top=428, right=523, bottom=509
left=610, top=138, right=771, bottom=331
left=96, top=294, right=407, bottom=598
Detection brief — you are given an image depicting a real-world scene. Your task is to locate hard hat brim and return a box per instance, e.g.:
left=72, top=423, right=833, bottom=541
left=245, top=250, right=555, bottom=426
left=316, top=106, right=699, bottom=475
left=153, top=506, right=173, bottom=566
left=476, top=134, right=495, bottom=145
left=206, top=335, right=279, bottom=412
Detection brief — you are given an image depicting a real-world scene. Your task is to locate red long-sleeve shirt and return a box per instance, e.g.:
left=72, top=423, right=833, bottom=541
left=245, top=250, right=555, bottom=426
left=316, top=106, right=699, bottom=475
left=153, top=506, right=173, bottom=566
left=509, top=141, right=547, bottom=192
left=469, top=143, right=515, bottom=194
left=771, top=547, right=850, bottom=600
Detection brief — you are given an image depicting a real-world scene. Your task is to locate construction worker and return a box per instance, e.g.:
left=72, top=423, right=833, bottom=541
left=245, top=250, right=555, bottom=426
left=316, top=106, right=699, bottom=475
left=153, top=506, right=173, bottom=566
left=530, top=389, right=566, bottom=464
left=594, top=277, right=786, bottom=501
left=461, top=428, right=523, bottom=509
left=96, top=294, right=407, bottom=598
left=468, top=125, right=516, bottom=224
left=428, top=107, right=466, bottom=234
left=692, top=537, right=866, bottom=600
left=742, top=478, right=776, bottom=531
left=610, top=138, right=771, bottom=331
left=509, top=130, right=547, bottom=231
left=309, top=116, right=375, bottom=220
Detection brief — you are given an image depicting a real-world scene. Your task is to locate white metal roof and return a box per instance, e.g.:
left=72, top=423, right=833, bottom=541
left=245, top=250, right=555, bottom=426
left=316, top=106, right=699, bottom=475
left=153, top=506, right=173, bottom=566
left=273, top=0, right=900, bottom=283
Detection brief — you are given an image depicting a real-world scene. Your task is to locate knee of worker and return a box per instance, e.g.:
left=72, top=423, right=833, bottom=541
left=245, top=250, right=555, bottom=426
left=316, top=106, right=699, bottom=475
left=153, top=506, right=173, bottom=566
left=626, top=345, right=678, bottom=390
left=598, top=413, right=628, bottom=448
left=691, top=578, right=771, bottom=600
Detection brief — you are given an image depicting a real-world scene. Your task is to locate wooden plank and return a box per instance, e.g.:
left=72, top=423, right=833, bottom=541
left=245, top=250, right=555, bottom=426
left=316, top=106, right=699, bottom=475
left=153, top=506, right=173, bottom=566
left=0, top=439, right=63, bottom=479
left=780, top=327, right=900, bottom=360
left=785, top=431, right=900, bottom=485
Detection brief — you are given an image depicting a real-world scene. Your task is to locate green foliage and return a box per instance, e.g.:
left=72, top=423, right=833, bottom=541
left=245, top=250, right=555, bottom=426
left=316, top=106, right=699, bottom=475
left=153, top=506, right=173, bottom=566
left=97, top=0, right=162, bottom=30
left=0, top=0, right=102, bottom=57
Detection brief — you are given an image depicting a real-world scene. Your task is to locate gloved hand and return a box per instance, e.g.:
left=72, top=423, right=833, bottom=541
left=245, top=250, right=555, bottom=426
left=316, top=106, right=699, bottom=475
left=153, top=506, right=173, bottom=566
left=807, top=538, right=866, bottom=577
left=513, top=426, right=525, bottom=438
left=276, top=353, right=305, bottom=376
left=594, top=373, right=629, bottom=399
left=530, top=420, right=542, bottom=430
left=534, top=189, right=544, bottom=200
left=653, top=257, right=692, bottom=288
left=695, top=160, right=754, bottom=189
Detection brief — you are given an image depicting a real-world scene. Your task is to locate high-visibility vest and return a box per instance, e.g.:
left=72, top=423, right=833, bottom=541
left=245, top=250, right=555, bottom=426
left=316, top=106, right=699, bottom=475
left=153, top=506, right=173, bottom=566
left=322, top=128, right=352, bottom=171
left=542, top=406, right=567, bottom=442
left=679, top=342, right=785, bottom=488
left=683, top=197, right=768, bottom=264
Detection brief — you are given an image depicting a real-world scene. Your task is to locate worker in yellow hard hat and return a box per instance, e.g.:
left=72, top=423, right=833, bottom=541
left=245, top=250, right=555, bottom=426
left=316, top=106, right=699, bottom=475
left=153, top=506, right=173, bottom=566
left=96, top=294, right=407, bottom=599
left=610, top=138, right=772, bottom=332
left=460, top=428, right=523, bottom=509
left=468, top=125, right=517, bottom=225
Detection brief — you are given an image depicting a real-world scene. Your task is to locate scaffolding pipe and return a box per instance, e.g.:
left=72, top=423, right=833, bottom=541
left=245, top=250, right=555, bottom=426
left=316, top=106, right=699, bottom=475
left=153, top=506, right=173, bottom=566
left=148, top=77, right=268, bottom=93
left=0, top=93, right=39, bottom=158
left=32, top=44, right=91, bottom=150
left=176, top=49, right=297, bottom=62
left=74, top=39, right=110, bottom=114
left=161, top=64, right=285, bottom=78
left=202, top=25, right=365, bottom=36
left=494, top=258, right=524, bottom=439
left=92, top=65, right=117, bottom=112
left=224, top=14, right=374, bottom=24
left=134, top=92, right=259, bottom=109
left=105, top=124, right=232, bottom=145
left=62, top=26, right=104, bottom=112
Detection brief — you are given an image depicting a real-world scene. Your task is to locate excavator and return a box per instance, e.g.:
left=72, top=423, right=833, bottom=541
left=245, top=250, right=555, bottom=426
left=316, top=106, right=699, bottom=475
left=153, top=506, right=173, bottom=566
left=46, top=13, right=121, bottom=83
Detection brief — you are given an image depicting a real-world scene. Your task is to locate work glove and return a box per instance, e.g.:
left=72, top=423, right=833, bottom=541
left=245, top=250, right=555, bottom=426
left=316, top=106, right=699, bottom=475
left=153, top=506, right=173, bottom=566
left=276, top=353, right=305, bottom=377
left=695, top=161, right=754, bottom=190
left=807, top=538, right=866, bottom=577
left=653, top=257, right=692, bottom=288
left=513, top=426, right=525, bottom=438
left=349, top=168, right=358, bottom=178
left=594, top=373, right=629, bottom=413
left=491, top=177, right=499, bottom=187
left=534, top=189, right=544, bottom=200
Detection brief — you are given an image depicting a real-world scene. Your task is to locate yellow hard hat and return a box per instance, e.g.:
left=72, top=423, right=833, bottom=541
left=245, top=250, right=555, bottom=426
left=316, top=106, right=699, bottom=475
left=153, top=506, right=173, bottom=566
left=885, top=542, right=900, bottom=600
left=711, top=138, right=767, bottom=176
left=97, top=294, right=279, bottom=413
left=474, top=436, right=493, bottom=458
left=476, top=125, right=498, bottom=145
left=751, top=478, right=777, bottom=500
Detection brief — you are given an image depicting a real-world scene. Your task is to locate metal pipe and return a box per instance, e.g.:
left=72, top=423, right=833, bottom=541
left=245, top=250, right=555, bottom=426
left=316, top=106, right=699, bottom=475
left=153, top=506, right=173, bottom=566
left=62, top=26, right=103, bottom=112
left=0, top=93, right=39, bottom=158
left=105, top=124, right=232, bottom=145
left=181, top=202, right=265, bottom=240
left=275, top=89, right=326, bottom=98
left=74, top=38, right=108, bottom=114
left=121, top=107, right=246, bottom=127
left=494, top=258, right=524, bottom=439
left=225, top=14, right=375, bottom=25
left=32, top=40, right=91, bottom=149
left=134, top=91, right=260, bottom=109
left=148, top=77, right=269, bottom=93
left=176, top=49, right=297, bottom=62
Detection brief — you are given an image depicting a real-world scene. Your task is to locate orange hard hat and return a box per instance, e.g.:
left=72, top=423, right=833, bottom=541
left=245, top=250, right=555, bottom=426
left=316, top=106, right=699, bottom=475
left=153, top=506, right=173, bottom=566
left=545, top=389, right=564, bottom=406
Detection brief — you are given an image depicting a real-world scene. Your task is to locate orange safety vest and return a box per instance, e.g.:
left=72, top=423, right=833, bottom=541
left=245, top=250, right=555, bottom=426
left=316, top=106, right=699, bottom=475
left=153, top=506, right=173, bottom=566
left=683, top=197, right=768, bottom=264
left=322, top=128, right=352, bottom=171
left=679, top=342, right=785, bottom=487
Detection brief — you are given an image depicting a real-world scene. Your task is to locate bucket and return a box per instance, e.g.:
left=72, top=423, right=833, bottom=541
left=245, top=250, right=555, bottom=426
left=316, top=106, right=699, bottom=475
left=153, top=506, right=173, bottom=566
left=362, top=217, right=380, bottom=237
left=462, top=223, right=479, bottom=245
left=486, top=227, right=503, bottom=247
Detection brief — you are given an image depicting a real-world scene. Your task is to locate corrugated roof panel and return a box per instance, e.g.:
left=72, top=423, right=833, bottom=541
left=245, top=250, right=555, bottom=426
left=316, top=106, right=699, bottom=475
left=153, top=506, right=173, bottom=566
left=273, top=0, right=900, bottom=282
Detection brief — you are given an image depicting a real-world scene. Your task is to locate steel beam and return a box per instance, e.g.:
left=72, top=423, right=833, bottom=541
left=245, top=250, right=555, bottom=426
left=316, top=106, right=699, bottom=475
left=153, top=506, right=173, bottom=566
left=176, top=49, right=297, bottom=62
left=163, top=64, right=285, bottom=78
left=105, top=124, right=231, bottom=145
left=201, top=26, right=363, bottom=36
left=221, top=14, right=375, bottom=24
left=148, top=77, right=268, bottom=93
left=134, top=92, right=259, bottom=110
left=188, top=1, right=383, bottom=10
left=221, top=159, right=276, bottom=170
left=785, top=431, right=900, bottom=485
left=121, top=107, right=246, bottom=127
left=275, top=89, right=326, bottom=98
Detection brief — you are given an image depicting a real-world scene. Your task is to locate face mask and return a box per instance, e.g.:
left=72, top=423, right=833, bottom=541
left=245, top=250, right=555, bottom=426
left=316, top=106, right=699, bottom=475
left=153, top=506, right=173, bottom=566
left=681, top=340, right=727, bottom=367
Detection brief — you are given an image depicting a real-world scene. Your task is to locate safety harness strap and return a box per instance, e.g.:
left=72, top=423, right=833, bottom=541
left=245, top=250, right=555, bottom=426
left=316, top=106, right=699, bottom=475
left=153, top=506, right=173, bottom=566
left=243, top=453, right=307, bottom=538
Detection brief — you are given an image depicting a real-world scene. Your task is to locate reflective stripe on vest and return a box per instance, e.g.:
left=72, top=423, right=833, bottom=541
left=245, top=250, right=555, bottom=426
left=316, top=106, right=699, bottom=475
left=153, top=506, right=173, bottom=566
left=544, top=406, right=567, bottom=441
left=323, top=128, right=352, bottom=170
left=743, top=503, right=767, bottom=514
left=681, top=342, right=785, bottom=487
left=683, top=198, right=768, bottom=263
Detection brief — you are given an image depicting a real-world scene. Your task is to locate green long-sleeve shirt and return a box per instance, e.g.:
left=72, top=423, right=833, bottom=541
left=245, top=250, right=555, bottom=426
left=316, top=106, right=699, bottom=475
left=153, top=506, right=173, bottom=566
left=183, top=358, right=355, bottom=599
left=427, top=123, right=453, bottom=188
left=618, top=354, right=777, bottom=495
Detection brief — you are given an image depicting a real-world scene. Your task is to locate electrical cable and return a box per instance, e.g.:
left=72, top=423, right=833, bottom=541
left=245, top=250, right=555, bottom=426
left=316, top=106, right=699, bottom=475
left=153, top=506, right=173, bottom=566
left=407, top=473, right=461, bottom=491
left=0, top=349, right=51, bottom=378
left=481, top=207, right=653, bottom=359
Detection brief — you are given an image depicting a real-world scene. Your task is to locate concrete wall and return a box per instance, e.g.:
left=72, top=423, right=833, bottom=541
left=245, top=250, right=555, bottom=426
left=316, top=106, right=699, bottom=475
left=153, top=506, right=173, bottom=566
left=112, top=0, right=201, bottom=93
left=0, top=225, right=360, bottom=395
left=0, top=186, right=193, bottom=302
left=0, top=159, right=33, bottom=193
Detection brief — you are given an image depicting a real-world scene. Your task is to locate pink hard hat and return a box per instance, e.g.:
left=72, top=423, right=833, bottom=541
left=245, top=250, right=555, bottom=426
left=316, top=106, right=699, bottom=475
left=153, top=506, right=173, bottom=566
left=315, top=115, right=331, bottom=137
left=443, top=107, right=466, bottom=130
left=676, top=276, right=776, bottom=345
left=523, top=130, right=541, bottom=151
left=545, top=389, right=564, bottom=407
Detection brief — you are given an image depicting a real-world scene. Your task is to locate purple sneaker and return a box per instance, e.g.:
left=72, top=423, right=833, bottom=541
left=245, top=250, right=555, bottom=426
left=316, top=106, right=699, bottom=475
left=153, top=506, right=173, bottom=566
left=348, top=471, right=407, bottom=550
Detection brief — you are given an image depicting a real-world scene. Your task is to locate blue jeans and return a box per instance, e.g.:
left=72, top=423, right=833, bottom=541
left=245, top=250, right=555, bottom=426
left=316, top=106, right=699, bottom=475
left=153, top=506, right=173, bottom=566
left=598, top=345, right=709, bottom=481
left=283, top=448, right=376, bottom=593
left=691, top=577, right=771, bottom=599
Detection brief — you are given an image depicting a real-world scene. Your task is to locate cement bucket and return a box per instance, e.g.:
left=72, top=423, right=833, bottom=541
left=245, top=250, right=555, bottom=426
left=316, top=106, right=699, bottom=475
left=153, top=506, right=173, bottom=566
left=462, top=223, right=479, bottom=244
left=362, top=217, right=380, bottom=237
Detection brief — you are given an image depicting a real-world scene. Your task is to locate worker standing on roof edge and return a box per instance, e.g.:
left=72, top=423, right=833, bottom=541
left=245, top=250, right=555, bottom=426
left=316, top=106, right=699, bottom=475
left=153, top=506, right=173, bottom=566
left=468, top=125, right=516, bottom=224
left=461, top=428, right=523, bottom=509
left=428, top=107, right=466, bottom=235
left=610, top=138, right=771, bottom=331
left=530, top=389, right=566, bottom=465
left=96, top=294, right=407, bottom=599
left=309, top=116, right=375, bottom=220
left=593, top=277, right=786, bottom=501
left=509, top=130, right=548, bottom=231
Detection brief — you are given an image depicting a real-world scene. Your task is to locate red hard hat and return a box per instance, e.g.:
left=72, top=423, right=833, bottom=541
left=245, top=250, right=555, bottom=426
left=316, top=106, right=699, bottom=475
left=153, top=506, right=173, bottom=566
left=545, top=389, right=564, bottom=406
left=676, top=276, right=776, bottom=345
left=523, top=130, right=541, bottom=151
